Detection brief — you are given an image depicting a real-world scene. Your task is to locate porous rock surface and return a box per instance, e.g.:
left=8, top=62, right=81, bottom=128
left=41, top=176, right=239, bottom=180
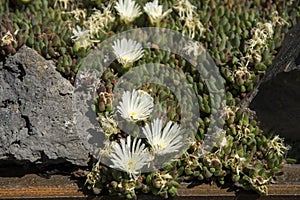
left=0, top=46, right=95, bottom=166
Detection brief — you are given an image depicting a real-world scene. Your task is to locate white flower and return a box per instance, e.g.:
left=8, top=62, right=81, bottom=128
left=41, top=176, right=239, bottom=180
left=112, top=38, right=144, bottom=67
left=234, top=66, right=251, bottom=80
left=271, top=11, right=288, bottom=26
left=214, top=130, right=227, bottom=148
left=144, top=0, right=172, bottom=25
left=110, top=136, right=152, bottom=179
left=98, top=139, right=115, bottom=158
left=54, top=0, right=71, bottom=10
left=84, top=5, right=115, bottom=36
left=98, top=115, right=119, bottom=137
left=115, top=0, right=141, bottom=24
left=142, top=118, right=184, bottom=155
left=117, top=89, right=154, bottom=122
left=71, top=26, right=89, bottom=40
left=182, top=16, right=205, bottom=39
left=267, top=135, right=290, bottom=157
left=246, top=22, right=275, bottom=51
left=258, top=22, right=274, bottom=37
left=245, top=49, right=262, bottom=63
left=0, top=31, right=16, bottom=47
left=71, top=26, right=93, bottom=49
left=173, top=0, right=196, bottom=19
left=224, top=106, right=235, bottom=120
left=183, top=41, right=204, bottom=57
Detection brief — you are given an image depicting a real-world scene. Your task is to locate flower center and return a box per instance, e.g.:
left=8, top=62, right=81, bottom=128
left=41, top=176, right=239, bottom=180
left=124, top=57, right=129, bottom=62
left=157, top=143, right=164, bottom=150
left=130, top=111, right=136, bottom=118
left=127, top=160, right=134, bottom=170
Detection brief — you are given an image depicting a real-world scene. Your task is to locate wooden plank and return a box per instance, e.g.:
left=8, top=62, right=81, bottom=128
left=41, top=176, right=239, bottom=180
left=0, top=165, right=299, bottom=199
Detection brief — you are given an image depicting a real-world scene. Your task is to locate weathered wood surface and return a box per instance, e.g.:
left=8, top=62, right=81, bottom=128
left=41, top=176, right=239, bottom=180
left=0, top=165, right=299, bottom=199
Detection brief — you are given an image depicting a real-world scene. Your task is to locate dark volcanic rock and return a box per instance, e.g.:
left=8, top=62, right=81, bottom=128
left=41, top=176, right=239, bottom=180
left=0, top=46, right=95, bottom=166
left=241, top=22, right=300, bottom=161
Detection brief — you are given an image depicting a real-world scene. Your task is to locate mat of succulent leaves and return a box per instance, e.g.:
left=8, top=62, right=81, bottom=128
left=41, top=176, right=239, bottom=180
left=75, top=0, right=294, bottom=199
left=2, top=0, right=296, bottom=199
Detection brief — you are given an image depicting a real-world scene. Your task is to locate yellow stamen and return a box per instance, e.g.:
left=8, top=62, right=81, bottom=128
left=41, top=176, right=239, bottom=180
left=127, top=161, right=134, bottom=170
left=130, top=111, right=136, bottom=117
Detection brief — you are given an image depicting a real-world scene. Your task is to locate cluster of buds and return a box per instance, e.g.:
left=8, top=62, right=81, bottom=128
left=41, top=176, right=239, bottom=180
left=96, top=68, right=117, bottom=113
left=145, top=170, right=180, bottom=198
left=71, top=26, right=94, bottom=50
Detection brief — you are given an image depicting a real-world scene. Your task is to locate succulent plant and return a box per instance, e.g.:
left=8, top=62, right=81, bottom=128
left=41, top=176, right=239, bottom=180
left=0, top=12, right=27, bottom=57
left=0, top=0, right=92, bottom=81
left=1, top=0, right=299, bottom=199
